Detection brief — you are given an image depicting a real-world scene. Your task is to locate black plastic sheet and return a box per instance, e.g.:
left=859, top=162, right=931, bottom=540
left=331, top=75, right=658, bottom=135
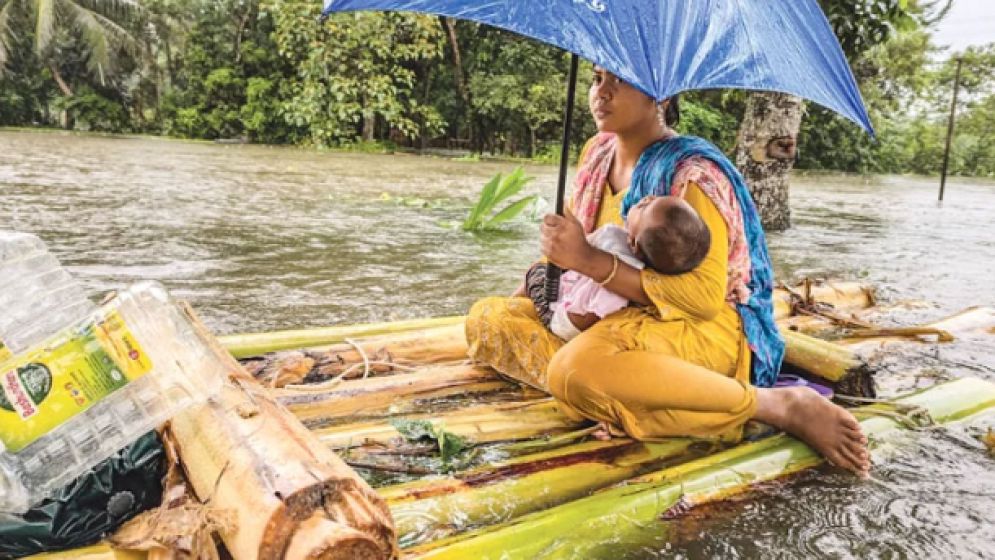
left=0, top=432, right=165, bottom=558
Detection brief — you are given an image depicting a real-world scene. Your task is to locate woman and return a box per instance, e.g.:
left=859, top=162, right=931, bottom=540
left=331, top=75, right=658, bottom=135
left=466, top=68, right=870, bottom=476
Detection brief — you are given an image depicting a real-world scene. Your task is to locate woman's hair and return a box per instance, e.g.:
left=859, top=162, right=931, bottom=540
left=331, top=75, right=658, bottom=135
left=662, top=95, right=681, bottom=127
left=657, top=95, right=681, bottom=128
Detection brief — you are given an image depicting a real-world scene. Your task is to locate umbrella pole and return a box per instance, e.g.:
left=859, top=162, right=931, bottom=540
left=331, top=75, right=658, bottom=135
left=545, top=53, right=580, bottom=303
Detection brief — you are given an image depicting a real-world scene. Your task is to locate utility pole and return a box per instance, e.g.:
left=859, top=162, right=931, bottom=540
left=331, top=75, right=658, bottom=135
left=939, top=57, right=963, bottom=202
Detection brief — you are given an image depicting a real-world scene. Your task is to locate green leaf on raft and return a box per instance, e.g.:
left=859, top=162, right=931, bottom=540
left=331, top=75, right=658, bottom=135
left=391, top=419, right=437, bottom=441
left=390, top=419, right=469, bottom=464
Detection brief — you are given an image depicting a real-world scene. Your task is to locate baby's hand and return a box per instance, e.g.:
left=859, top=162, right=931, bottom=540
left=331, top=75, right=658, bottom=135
left=567, top=312, right=600, bottom=332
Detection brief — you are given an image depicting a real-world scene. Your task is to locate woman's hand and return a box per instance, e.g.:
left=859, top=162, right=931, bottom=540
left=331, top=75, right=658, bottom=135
left=540, top=213, right=594, bottom=272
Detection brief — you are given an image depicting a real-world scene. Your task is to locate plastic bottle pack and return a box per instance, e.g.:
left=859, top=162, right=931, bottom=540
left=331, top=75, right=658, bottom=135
left=0, top=232, right=224, bottom=513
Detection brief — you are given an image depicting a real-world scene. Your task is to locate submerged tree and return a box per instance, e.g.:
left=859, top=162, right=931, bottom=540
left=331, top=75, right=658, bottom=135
left=734, top=0, right=951, bottom=231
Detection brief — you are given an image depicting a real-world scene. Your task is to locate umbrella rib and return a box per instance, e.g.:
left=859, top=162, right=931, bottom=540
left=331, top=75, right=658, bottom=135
left=734, top=0, right=764, bottom=91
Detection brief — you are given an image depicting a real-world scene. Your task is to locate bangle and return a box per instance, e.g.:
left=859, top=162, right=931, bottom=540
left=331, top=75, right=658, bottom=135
left=597, top=253, right=619, bottom=286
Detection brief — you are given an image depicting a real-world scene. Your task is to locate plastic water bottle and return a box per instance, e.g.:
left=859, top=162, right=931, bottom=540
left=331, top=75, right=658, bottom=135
left=0, top=232, right=95, bottom=359
left=0, top=232, right=225, bottom=513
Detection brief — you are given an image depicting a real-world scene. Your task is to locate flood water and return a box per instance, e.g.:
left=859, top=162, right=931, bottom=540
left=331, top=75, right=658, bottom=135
left=2, top=129, right=994, bottom=558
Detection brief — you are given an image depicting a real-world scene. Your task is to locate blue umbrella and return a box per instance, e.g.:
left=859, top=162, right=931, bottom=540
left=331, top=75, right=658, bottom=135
left=321, top=0, right=872, bottom=133
left=321, top=0, right=873, bottom=297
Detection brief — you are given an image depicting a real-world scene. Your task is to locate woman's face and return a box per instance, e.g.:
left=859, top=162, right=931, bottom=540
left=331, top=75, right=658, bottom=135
left=588, top=67, right=659, bottom=134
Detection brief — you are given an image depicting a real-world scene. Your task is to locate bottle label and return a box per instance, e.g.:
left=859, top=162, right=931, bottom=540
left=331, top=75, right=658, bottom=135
left=0, top=310, right=152, bottom=453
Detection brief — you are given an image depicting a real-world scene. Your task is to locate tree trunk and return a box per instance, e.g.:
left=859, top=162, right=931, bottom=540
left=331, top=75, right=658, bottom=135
left=233, top=12, right=250, bottom=64
left=734, top=92, right=804, bottom=232
left=48, top=63, right=73, bottom=96
left=440, top=17, right=467, bottom=105
left=362, top=113, right=376, bottom=142
left=164, top=34, right=175, bottom=87
left=49, top=63, right=73, bottom=129
left=439, top=17, right=475, bottom=149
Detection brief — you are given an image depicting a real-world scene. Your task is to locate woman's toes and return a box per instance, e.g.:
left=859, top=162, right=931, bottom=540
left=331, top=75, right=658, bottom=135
left=839, top=414, right=862, bottom=432
left=828, top=448, right=860, bottom=474
left=838, top=444, right=866, bottom=472
left=842, top=424, right=866, bottom=440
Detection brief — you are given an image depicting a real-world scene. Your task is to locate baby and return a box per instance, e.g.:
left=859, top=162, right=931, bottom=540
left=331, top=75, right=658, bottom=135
left=527, top=196, right=711, bottom=340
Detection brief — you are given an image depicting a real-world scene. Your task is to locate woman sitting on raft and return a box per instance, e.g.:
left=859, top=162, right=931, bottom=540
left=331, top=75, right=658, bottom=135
left=466, top=67, right=871, bottom=476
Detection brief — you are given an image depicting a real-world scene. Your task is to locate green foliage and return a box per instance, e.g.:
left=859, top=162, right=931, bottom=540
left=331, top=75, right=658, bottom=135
left=0, top=0, right=143, bottom=83
left=52, top=85, right=130, bottom=131
left=160, top=0, right=298, bottom=140
left=390, top=419, right=469, bottom=464
left=820, top=0, right=920, bottom=60
left=462, top=167, right=538, bottom=231
left=269, top=3, right=445, bottom=147
left=676, top=95, right=740, bottom=152
left=0, top=0, right=990, bottom=178
left=0, top=0, right=145, bottom=128
left=798, top=32, right=995, bottom=177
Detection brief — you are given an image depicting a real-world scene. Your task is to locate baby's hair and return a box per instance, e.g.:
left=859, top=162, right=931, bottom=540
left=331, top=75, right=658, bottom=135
left=637, top=201, right=710, bottom=275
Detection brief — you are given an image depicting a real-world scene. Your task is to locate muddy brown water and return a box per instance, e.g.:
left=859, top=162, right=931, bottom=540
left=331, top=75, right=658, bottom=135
left=2, top=129, right=994, bottom=558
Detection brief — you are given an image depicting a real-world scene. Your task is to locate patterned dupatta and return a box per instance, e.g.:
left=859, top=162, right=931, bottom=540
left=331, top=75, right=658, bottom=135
left=570, top=133, right=617, bottom=233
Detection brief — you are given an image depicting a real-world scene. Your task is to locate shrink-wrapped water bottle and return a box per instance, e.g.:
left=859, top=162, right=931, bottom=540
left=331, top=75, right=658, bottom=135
left=0, top=232, right=224, bottom=513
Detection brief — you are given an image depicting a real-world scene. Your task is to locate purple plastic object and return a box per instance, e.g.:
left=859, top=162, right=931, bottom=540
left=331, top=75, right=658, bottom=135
left=774, top=374, right=834, bottom=399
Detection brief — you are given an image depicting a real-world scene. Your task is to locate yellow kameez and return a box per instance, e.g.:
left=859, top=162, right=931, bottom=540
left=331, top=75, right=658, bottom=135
left=465, top=181, right=757, bottom=441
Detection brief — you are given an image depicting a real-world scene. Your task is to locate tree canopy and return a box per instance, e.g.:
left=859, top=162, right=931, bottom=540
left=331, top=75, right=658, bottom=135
left=0, top=0, right=991, bottom=177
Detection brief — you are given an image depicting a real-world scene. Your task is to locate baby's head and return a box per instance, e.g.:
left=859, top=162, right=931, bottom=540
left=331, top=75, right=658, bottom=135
left=626, top=196, right=711, bottom=275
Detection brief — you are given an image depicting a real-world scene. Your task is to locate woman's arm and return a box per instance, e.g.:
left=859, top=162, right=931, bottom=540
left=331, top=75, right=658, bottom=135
left=539, top=214, right=652, bottom=305
left=568, top=249, right=650, bottom=305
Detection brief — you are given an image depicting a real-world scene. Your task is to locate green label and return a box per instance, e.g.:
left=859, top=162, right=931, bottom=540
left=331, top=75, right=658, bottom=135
left=0, top=362, right=52, bottom=416
left=0, top=311, right=152, bottom=452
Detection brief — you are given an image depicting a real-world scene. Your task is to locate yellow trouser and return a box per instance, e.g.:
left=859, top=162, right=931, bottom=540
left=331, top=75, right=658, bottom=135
left=466, top=296, right=757, bottom=441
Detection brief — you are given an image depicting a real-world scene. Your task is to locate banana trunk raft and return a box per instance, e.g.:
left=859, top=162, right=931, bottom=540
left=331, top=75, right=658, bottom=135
left=31, top=282, right=995, bottom=559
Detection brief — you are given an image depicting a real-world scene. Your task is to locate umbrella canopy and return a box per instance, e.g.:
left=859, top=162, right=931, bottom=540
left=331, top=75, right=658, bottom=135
left=321, top=0, right=874, bottom=134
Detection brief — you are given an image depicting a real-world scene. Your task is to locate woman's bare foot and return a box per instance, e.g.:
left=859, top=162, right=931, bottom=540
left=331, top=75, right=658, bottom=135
left=754, top=387, right=871, bottom=477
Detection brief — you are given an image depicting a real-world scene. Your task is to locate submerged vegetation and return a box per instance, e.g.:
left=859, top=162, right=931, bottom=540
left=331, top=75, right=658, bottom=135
left=461, top=167, right=537, bottom=232
left=390, top=418, right=469, bottom=465
left=0, top=0, right=991, bottom=176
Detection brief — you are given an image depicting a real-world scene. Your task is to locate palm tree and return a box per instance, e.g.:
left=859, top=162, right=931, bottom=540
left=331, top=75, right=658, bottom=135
left=0, top=0, right=142, bottom=96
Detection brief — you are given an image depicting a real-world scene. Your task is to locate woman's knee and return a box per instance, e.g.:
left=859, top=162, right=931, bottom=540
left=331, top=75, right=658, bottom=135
left=467, top=296, right=509, bottom=336
left=548, top=338, right=600, bottom=403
